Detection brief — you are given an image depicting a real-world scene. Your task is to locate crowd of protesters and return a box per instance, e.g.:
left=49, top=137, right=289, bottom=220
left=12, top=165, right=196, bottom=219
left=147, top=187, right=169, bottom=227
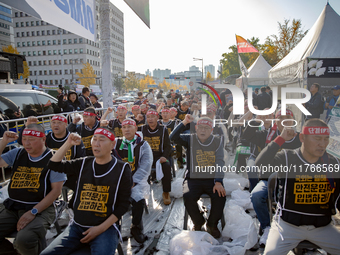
left=0, top=83, right=339, bottom=255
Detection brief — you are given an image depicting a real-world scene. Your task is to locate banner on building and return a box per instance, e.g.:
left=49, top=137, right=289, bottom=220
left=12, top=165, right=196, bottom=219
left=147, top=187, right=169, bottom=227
left=307, top=58, right=340, bottom=78
left=2, top=0, right=96, bottom=41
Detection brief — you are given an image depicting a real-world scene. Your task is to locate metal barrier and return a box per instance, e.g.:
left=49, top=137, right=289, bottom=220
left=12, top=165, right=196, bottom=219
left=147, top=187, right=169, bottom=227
left=0, top=102, right=134, bottom=182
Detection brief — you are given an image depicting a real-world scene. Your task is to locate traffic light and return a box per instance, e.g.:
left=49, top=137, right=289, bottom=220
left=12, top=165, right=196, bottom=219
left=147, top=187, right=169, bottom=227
left=185, top=77, right=190, bottom=79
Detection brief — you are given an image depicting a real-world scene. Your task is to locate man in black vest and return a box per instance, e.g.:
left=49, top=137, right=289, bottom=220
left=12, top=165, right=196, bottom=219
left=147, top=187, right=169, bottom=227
left=41, top=128, right=132, bottom=255
left=114, top=118, right=152, bottom=243
left=0, top=125, right=66, bottom=255
left=258, top=119, right=340, bottom=255
left=170, top=115, right=226, bottom=238
left=139, top=109, right=172, bottom=205
left=68, top=107, right=100, bottom=156
left=130, top=105, right=145, bottom=127
left=176, top=100, right=190, bottom=121
left=102, top=105, right=128, bottom=138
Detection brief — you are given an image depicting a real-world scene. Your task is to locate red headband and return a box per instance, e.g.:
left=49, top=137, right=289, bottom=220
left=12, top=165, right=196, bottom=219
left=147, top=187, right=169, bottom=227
left=170, top=108, right=177, bottom=112
left=197, top=120, right=213, bottom=128
left=146, top=110, right=159, bottom=116
left=302, top=126, right=330, bottom=135
left=83, top=111, right=97, bottom=117
left=52, top=115, right=67, bottom=123
left=23, top=129, right=45, bottom=137
left=117, top=105, right=127, bottom=110
left=132, top=105, right=140, bottom=110
left=275, top=109, right=294, bottom=118
left=122, top=120, right=136, bottom=126
left=94, top=128, right=115, bottom=141
left=161, top=108, right=170, bottom=113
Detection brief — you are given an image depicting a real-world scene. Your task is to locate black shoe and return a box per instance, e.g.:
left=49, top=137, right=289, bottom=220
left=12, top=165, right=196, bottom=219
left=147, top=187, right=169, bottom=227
left=131, top=225, right=147, bottom=243
left=177, top=160, right=183, bottom=169
left=207, top=225, right=221, bottom=239
left=193, top=222, right=204, bottom=231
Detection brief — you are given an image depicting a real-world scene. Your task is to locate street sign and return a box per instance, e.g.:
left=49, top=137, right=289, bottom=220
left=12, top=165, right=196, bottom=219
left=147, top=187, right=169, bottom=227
left=75, top=81, right=81, bottom=84
left=189, top=81, right=194, bottom=86
left=148, top=84, right=158, bottom=88
left=169, top=75, right=175, bottom=79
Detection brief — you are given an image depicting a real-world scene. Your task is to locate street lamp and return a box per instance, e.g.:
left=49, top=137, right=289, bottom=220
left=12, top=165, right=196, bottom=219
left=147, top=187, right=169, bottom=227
left=193, top=57, right=204, bottom=83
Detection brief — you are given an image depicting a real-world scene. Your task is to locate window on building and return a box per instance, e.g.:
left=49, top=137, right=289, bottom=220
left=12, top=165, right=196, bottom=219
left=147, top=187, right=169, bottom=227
left=54, top=70, right=58, bottom=74
left=31, top=21, right=34, bottom=26
left=55, top=79, right=58, bottom=84
left=20, top=22, right=24, bottom=27
left=47, top=40, right=51, bottom=45
left=48, top=50, right=51, bottom=55
left=43, top=51, right=46, bottom=55
left=80, top=48, right=83, bottom=53
left=63, top=49, right=67, bottom=54
left=52, top=30, right=55, bottom=35
left=36, top=21, right=39, bottom=26
left=17, top=42, right=20, bottom=47
left=54, top=60, right=57, bottom=65
left=63, top=39, right=66, bottom=44
left=79, top=38, right=83, bottom=43
left=15, top=12, right=18, bottom=17
left=44, top=80, right=47, bottom=84
left=34, top=71, right=36, bottom=75
left=43, top=61, right=46, bottom=65
left=49, top=60, right=52, bottom=65
left=16, top=32, right=19, bottom=37
left=59, top=70, right=62, bottom=74
left=74, top=38, right=77, bottom=44
left=65, top=70, right=68, bottom=75
left=87, top=49, right=89, bottom=54
left=69, top=49, right=72, bottom=54
left=22, top=42, right=25, bottom=47
left=49, top=70, right=52, bottom=75
left=20, top=12, right=23, bottom=17
left=38, top=61, right=41, bottom=65
left=68, top=39, right=72, bottom=44
left=41, top=30, right=45, bottom=36
left=47, top=30, right=50, bottom=35
left=15, top=22, right=19, bottom=27
left=53, top=50, right=57, bottom=55
left=64, top=59, right=67, bottom=64
left=44, top=70, right=47, bottom=75
left=28, top=61, right=31, bottom=66
left=26, top=21, right=29, bottom=26
left=27, top=51, right=31, bottom=56
left=33, top=61, right=36, bottom=66
left=70, top=69, right=73, bottom=74
left=80, top=59, right=83, bottom=63
left=32, top=41, right=35, bottom=46
left=36, top=31, right=40, bottom=36
left=75, top=59, right=78, bottom=64
left=75, top=69, right=79, bottom=73
left=37, top=41, right=40, bottom=46
left=41, top=21, right=44, bottom=25
left=58, top=40, right=61, bottom=45
left=74, top=49, right=78, bottom=54
left=27, top=41, right=30, bottom=46
left=65, top=79, right=68, bottom=84
left=38, top=51, right=41, bottom=56
left=69, top=59, right=73, bottom=64
left=21, top=32, right=25, bottom=37
left=58, top=49, right=61, bottom=55
left=31, top=31, right=35, bottom=36
left=42, top=41, right=45, bottom=45
left=26, top=31, right=30, bottom=37
left=39, top=71, right=42, bottom=75
left=53, top=40, right=56, bottom=45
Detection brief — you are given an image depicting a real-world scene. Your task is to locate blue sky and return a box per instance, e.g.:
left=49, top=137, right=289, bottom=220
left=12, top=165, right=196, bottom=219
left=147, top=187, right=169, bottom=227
left=110, top=0, right=340, bottom=76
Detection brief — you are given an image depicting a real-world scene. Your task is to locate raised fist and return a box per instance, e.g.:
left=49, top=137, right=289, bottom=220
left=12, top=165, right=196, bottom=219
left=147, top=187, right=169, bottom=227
left=26, top=116, right=38, bottom=126
left=100, top=120, right=109, bottom=127
left=3, top=131, right=18, bottom=144
left=67, top=133, right=82, bottom=146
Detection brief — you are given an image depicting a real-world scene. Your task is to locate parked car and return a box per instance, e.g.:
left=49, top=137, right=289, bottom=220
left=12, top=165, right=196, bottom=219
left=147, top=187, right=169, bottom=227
left=112, top=96, right=135, bottom=104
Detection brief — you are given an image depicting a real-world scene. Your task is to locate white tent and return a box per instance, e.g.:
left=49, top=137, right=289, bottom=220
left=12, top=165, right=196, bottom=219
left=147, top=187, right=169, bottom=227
left=236, top=54, right=272, bottom=90
left=269, top=3, right=340, bottom=126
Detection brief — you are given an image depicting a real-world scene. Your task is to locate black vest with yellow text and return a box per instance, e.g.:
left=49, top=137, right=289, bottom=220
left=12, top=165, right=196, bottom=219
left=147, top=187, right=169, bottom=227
left=141, top=124, right=165, bottom=159
left=81, top=121, right=99, bottom=156
left=159, top=119, right=177, bottom=135
left=115, top=138, right=144, bottom=174
left=8, top=148, right=52, bottom=205
left=73, top=156, right=129, bottom=227
left=190, top=134, right=222, bottom=179
left=46, top=130, right=75, bottom=160
left=109, top=119, right=123, bottom=138
left=176, top=108, right=189, bottom=121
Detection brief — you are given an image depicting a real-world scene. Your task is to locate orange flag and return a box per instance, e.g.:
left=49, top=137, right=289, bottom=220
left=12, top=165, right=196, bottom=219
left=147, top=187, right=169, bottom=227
left=236, top=35, right=259, bottom=53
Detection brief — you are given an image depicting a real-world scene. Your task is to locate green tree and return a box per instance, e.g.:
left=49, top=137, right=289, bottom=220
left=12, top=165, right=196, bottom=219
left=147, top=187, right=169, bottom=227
left=113, top=74, right=124, bottom=95
left=206, top=71, right=214, bottom=82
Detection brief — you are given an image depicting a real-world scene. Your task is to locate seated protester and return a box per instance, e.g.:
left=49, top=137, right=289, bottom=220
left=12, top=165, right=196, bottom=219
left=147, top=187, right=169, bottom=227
left=130, top=105, right=145, bottom=127
left=166, top=98, right=174, bottom=107
left=169, top=107, right=178, bottom=121
left=258, top=119, right=340, bottom=255
left=170, top=115, right=226, bottom=238
left=102, top=105, right=127, bottom=138
left=139, top=109, right=173, bottom=205
left=158, top=107, right=180, bottom=135
left=78, top=87, right=93, bottom=110
left=0, top=125, right=66, bottom=255
left=244, top=109, right=302, bottom=247
left=113, top=118, right=152, bottom=243
left=41, top=129, right=132, bottom=255
left=68, top=107, right=100, bottom=156
left=176, top=100, right=190, bottom=121
left=166, top=89, right=182, bottom=106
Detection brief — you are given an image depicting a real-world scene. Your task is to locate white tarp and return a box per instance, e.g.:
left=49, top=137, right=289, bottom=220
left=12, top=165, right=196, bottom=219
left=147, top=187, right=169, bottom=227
left=269, top=3, right=340, bottom=85
left=2, top=0, right=96, bottom=41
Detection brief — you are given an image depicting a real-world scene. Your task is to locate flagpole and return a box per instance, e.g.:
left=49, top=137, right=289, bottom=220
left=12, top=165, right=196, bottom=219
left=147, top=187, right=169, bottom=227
left=236, top=34, right=245, bottom=91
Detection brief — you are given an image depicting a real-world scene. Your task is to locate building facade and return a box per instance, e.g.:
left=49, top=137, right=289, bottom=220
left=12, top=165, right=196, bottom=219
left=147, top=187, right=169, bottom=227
left=205, top=64, right=215, bottom=78
left=12, top=1, right=124, bottom=88
left=0, top=2, right=13, bottom=47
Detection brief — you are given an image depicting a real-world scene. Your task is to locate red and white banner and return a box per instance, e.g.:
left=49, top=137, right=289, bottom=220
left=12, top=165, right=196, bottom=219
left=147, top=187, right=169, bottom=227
left=236, top=35, right=259, bottom=53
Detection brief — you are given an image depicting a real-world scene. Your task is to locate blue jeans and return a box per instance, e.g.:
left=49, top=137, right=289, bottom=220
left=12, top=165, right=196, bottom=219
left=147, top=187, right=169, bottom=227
left=250, top=180, right=270, bottom=230
left=41, top=223, right=119, bottom=255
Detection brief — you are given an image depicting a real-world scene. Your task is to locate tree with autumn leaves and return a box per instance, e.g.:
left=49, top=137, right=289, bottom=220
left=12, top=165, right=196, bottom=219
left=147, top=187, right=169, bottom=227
left=2, top=45, right=30, bottom=79
left=220, top=18, right=308, bottom=80
left=76, top=62, right=96, bottom=87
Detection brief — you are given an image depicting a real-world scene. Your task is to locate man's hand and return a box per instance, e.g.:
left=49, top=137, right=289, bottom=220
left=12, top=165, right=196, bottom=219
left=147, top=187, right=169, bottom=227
left=280, top=127, right=297, bottom=141
left=2, top=131, right=18, bottom=144
left=67, top=133, right=82, bottom=146
left=80, top=225, right=104, bottom=243
left=136, top=114, right=144, bottom=122
left=73, top=116, right=81, bottom=124
left=160, top=157, right=168, bottom=163
left=213, top=182, right=226, bottom=197
left=17, top=211, right=35, bottom=231
left=100, top=120, right=109, bottom=127
left=183, top=114, right=194, bottom=126
left=26, top=116, right=38, bottom=126
left=106, top=107, right=113, bottom=114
